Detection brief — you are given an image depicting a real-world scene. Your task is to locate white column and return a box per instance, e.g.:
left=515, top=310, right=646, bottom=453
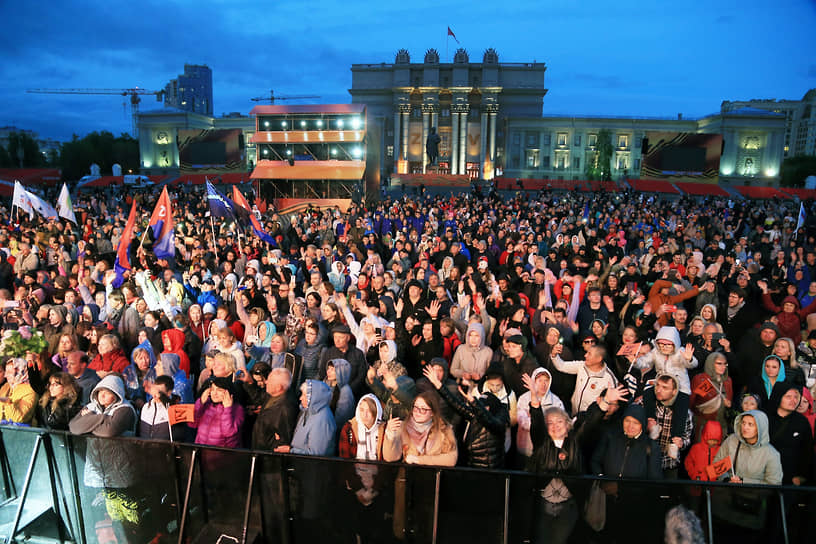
left=393, top=110, right=401, bottom=162
left=479, top=109, right=488, bottom=178
left=459, top=111, right=468, bottom=175
left=422, top=109, right=430, bottom=173
left=401, top=111, right=409, bottom=168
left=489, top=112, right=497, bottom=162
left=451, top=110, right=460, bottom=175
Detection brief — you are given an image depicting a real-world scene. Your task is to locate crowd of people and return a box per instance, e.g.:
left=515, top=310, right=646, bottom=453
left=0, top=183, right=815, bottom=543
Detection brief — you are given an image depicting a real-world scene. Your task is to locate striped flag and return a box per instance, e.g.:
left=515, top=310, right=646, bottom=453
left=56, top=183, right=76, bottom=224
left=232, top=186, right=276, bottom=246
left=148, top=187, right=175, bottom=259
left=113, top=200, right=138, bottom=288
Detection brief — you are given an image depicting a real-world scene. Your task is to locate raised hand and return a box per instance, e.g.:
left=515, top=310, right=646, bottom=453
left=422, top=366, right=442, bottom=389
left=683, top=343, right=695, bottom=362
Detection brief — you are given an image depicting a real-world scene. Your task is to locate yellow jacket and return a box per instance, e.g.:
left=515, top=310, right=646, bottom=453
left=0, top=382, right=38, bottom=424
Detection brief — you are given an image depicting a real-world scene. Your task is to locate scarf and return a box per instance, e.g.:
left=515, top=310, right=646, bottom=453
left=726, top=300, right=745, bottom=321
left=405, top=418, right=433, bottom=454
left=356, top=420, right=382, bottom=461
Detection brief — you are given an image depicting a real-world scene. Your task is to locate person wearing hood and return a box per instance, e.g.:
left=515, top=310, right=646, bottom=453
left=635, top=326, right=698, bottom=395
left=643, top=374, right=693, bottom=478
left=690, top=352, right=734, bottom=438
left=712, top=410, right=783, bottom=533
left=68, top=374, right=140, bottom=539
left=516, top=367, right=565, bottom=464
left=121, top=341, right=156, bottom=408
left=0, top=358, right=37, bottom=424
left=154, top=353, right=193, bottom=404
left=294, top=319, right=326, bottom=385
left=796, top=387, right=815, bottom=434
left=768, top=385, right=813, bottom=486
left=748, top=355, right=788, bottom=414
left=758, top=281, right=816, bottom=345
left=275, top=379, right=336, bottom=456
left=684, top=420, right=724, bottom=482
left=325, top=358, right=355, bottom=431
left=43, top=305, right=76, bottom=355
left=338, top=394, right=386, bottom=460
left=450, top=322, right=493, bottom=384
left=161, top=328, right=191, bottom=378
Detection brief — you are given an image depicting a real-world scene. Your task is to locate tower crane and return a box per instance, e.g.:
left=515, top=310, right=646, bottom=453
left=26, top=87, right=165, bottom=137
left=250, top=90, right=320, bottom=103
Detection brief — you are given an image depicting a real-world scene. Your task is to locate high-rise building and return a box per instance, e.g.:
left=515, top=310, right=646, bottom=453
left=721, top=89, right=816, bottom=157
left=350, top=48, right=547, bottom=182
left=163, top=64, right=213, bottom=116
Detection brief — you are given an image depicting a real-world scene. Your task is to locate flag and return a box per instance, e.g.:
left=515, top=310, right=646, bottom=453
left=705, top=456, right=732, bottom=480
left=168, top=404, right=195, bottom=425
left=232, top=186, right=277, bottom=246
left=796, top=202, right=806, bottom=233
left=148, top=187, right=175, bottom=259
left=25, top=190, right=58, bottom=220
left=56, top=183, right=76, bottom=224
left=447, top=26, right=459, bottom=44
left=113, top=200, right=138, bottom=288
left=206, top=180, right=239, bottom=222
left=12, top=181, right=34, bottom=219
left=582, top=201, right=590, bottom=222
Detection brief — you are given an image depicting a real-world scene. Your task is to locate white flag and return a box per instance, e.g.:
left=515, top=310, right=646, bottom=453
left=12, top=181, right=34, bottom=219
left=56, top=183, right=77, bottom=224
left=796, top=202, right=806, bottom=233
left=26, top=190, right=58, bottom=220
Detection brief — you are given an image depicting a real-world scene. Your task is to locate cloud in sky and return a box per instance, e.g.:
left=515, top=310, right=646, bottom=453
left=0, top=0, right=814, bottom=141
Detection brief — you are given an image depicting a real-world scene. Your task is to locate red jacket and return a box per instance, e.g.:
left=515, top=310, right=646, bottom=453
left=89, top=348, right=129, bottom=374
left=684, top=421, right=723, bottom=482
left=761, top=294, right=816, bottom=344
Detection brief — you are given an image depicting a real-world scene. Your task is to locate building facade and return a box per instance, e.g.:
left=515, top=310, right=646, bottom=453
left=721, top=88, right=816, bottom=158
left=163, top=64, right=214, bottom=116
left=350, top=48, right=547, bottom=181
left=503, top=108, right=786, bottom=185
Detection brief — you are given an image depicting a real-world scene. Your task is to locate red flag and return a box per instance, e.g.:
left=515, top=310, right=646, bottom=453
left=168, top=404, right=195, bottom=426
left=148, top=187, right=175, bottom=259
left=705, top=456, right=732, bottom=480
left=692, top=379, right=717, bottom=399
left=447, top=26, right=459, bottom=44
left=113, top=200, right=138, bottom=288
left=232, top=186, right=277, bottom=246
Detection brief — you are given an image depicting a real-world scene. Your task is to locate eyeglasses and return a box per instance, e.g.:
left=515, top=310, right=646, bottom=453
left=656, top=341, right=674, bottom=347
left=583, top=339, right=597, bottom=345
left=413, top=405, right=432, bottom=415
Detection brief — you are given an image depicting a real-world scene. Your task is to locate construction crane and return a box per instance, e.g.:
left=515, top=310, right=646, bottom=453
left=250, top=90, right=320, bottom=103
left=27, top=87, right=165, bottom=137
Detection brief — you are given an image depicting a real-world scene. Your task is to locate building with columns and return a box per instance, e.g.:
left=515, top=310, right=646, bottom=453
left=350, top=48, right=547, bottom=182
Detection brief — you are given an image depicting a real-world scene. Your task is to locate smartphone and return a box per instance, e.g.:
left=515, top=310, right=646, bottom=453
left=235, top=370, right=244, bottom=378
left=627, top=282, right=635, bottom=292
left=558, top=337, right=564, bottom=344
left=711, top=333, right=724, bottom=342
left=356, top=291, right=362, bottom=300
left=375, top=328, right=382, bottom=336
left=665, top=305, right=677, bottom=313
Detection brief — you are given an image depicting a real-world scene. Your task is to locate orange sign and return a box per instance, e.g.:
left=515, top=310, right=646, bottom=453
left=168, top=404, right=195, bottom=426
left=693, top=379, right=716, bottom=399
left=705, top=456, right=732, bottom=480
left=617, top=342, right=642, bottom=358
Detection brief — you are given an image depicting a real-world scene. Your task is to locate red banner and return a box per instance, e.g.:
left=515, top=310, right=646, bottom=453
left=168, top=404, right=195, bottom=426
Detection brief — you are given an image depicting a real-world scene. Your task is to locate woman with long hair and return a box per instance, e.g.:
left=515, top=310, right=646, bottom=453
left=382, top=391, right=457, bottom=466
left=37, top=371, right=82, bottom=430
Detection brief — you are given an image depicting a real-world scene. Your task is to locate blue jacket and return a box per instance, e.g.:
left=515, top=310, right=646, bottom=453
left=290, top=380, right=337, bottom=456
left=326, top=358, right=355, bottom=430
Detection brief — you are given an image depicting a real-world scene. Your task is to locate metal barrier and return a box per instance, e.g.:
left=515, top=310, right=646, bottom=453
left=0, top=425, right=812, bottom=544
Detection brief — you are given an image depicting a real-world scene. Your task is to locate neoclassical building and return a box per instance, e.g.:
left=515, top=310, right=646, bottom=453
left=350, top=48, right=548, bottom=181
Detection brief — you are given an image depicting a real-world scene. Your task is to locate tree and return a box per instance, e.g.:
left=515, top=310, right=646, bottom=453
left=780, top=156, right=816, bottom=187
left=0, top=145, right=11, bottom=168
left=584, top=129, right=613, bottom=181
left=58, top=131, right=139, bottom=180
left=3, top=132, right=46, bottom=168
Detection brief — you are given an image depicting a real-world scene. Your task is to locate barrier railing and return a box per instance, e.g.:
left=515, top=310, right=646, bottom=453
left=0, top=425, right=812, bottom=544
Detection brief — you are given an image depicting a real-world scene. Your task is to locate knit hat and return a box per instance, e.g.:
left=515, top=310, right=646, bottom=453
left=622, top=403, right=646, bottom=428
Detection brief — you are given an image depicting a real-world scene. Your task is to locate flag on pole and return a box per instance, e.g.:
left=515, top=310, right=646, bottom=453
left=25, top=191, right=58, bottom=220
left=12, top=181, right=34, bottom=219
left=148, top=187, right=175, bottom=259
left=113, top=200, right=138, bottom=288
left=206, top=180, right=239, bottom=223
left=796, top=202, right=806, bottom=233
left=447, top=26, right=459, bottom=44
left=56, top=183, right=77, bottom=224
left=232, top=186, right=277, bottom=246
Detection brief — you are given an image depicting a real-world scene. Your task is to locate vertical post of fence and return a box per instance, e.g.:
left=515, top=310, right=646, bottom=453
left=65, top=435, right=86, bottom=544
left=241, top=455, right=257, bottom=544
left=503, top=477, right=510, bottom=544
left=177, top=448, right=199, bottom=544
left=704, top=487, right=714, bottom=544
left=778, top=490, right=788, bottom=544
left=431, top=470, right=441, bottom=544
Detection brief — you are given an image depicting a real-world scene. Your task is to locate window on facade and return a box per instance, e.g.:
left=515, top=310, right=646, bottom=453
left=617, top=135, right=629, bottom=148
left=557, top=154, right=566, bottom=169
left=526, top=149, right=540, bottom=168
left=412, top=109, right=421, bottom=119
left=386, top=145, right=394, bottom=157
left=573, top=157, right=580, bottom=169
left=588, top=133, right=597, bottom=147
left=441, top=108, right=450, bottom=117
left=557, top=133, right=568, bottom=147
left=512, top=133, right=521, bottom=145
left=574, top=134, right=581, bottom=147
left=634, top=158, right=640, bottom=170
left=617, top=156, right=628, bottom=170
left=526, top=133, right=538, bottom=147
left=543, top=133, right=551, bottom=146
left=511, top=155, right=520, bottom=168
left=541, top=156, right=550, bottom=168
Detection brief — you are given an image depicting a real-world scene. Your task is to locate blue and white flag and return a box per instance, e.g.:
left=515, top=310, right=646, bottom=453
left=796, top=202, right=806, bottom=233
left=206, top=180, right=238, bottom=222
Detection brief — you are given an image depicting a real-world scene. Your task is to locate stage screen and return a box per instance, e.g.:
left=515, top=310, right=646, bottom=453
left=178, top=128, right=245, bottom=171
left=641, top=132, right=722, bottom=182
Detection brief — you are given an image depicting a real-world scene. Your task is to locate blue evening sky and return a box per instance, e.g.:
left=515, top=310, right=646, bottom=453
left=1, top=1, right=814, bottom=142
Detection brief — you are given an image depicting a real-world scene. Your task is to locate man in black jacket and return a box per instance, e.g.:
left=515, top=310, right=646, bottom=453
left=769, top=385, right=813, bottom=486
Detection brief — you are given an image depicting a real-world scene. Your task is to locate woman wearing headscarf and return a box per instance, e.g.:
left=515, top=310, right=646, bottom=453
left=285, top=297, right=308, bottom=347
left=324, top=358, right=355, bottom=431
left=338, top=394, right=385, bottom=460
left=0, top=358, right=38, bottom=424
left=37, top=371, right=82, bottom=431
left=690, top=352, right=734, bottom=438
left=121, top=340, right=156, bottom=408
left=748, top=355, right=788, bottom=414
left=154, top=353, right=193, bottom=404
left=42, top=305, right=75, bottom=355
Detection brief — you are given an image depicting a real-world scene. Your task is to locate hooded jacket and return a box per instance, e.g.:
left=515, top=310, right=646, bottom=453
left=122, top=340, right=156, bottom=403
left=635, top=326, right=697, bottom=394
left=338, top=394, right=386, bottom=460
left=68, top=375, right=138, bottom=488
left=768, top=385, right=814, bottom=484
left=291, top=380, right=336, bottom=456
left=761, top=293, right=816, bottom=345
left=326, top=358, right=355, bottom=430
left=517, top=368, right=565, bottom=456
left=748, top=355, right=788, bottom=414
left=684, top=420, right=723, bottom=482
left=450, top=322, right=493, bottom=381
left=712, top=410, right=783, bottom=529
left=551, top=353, right=618, bottom=415
left=190, top=382, right=245, bottom=448
left=162, top=328, right=191, bottom=377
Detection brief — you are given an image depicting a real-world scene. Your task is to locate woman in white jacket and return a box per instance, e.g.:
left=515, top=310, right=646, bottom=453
left=516, top=368, right=564, bottom=467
